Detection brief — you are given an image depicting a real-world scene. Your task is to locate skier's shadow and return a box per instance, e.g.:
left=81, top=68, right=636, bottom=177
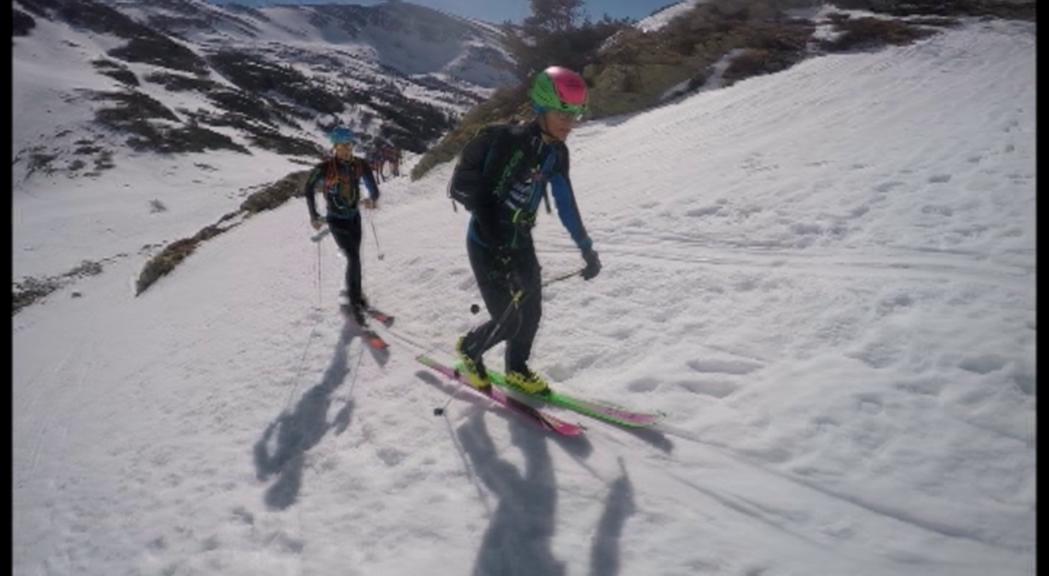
left=420, top=371, right=637, bottom=575
left=589, top=459, right=635, bottom=576
left=458, top=414, right=565, bottom=576
left=253, top=318, right=363, bottom=510
left=623, top=426, right=674, bottom=454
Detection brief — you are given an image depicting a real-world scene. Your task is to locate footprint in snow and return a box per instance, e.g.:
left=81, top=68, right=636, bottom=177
left=376, top=447, right=406, bottom=467
left=873, top=181, right=904, bottom=194
left=1013, top=370, right=1035, bottom=396
left=856, top=394, right=883, bottom=415
left=958, top=354, right=1006, bottom=375
left=687, top=358, right=763, bottom=375
left=921, top=204, right=953, bottom=216
left=686, top=205, right=722, bottom=218
left=677, top=379, right=738, bottom=398
left=627, top=377, right=659, bottom=393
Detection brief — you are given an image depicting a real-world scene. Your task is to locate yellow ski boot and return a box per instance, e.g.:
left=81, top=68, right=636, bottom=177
left=456, top=337, right=491, bottom=391
left=505, top=366, right=551, bottom=396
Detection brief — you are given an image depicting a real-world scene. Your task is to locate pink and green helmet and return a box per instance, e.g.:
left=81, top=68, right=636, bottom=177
left=530, top=66, right=589, bottom=119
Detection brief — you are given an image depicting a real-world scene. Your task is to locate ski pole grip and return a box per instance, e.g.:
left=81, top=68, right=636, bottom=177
left=311, top=227, right=331, bottom=242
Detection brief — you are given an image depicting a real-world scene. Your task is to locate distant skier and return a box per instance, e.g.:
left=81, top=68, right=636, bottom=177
left=452, top=66, right=601, bottom=395
left=369, top=146, right=386, bottom=183
left=384, top=145, right=401, bottom=177
left=305, top=127, right=381, bottom=325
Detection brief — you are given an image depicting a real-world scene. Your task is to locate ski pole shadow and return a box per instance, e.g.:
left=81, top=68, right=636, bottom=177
left=253, top=319, right=360, bottom=510
left=549, top=421, right=593, bottom=459
left=458, top=413, right=566, bottom=576
left=622, top=426, right=674, bottom=454
left=589, top=458, right=636, bottom=576
left=416, top=370, right=492, bottom=415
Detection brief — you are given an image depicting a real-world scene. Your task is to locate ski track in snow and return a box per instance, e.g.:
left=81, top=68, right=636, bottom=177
left=11, top=17, right=1035, bottom=576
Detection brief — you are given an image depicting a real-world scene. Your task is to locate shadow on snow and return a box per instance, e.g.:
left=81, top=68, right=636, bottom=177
left=417, top=370, right=637, bottom=576
left=253, top=317, right=377, bottom=510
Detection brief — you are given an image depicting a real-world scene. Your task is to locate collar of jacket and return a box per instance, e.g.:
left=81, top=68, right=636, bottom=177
left=524, top=120, right=554, bottom=159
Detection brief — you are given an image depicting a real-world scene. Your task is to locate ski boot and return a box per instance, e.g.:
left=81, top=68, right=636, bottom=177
left=505, top=365, right=550, bottom=396
left=350, top=305, right=367, bottom=326
left=345, top=297, right=368, bottom=326
left=456, top=336, right=491, bottom=391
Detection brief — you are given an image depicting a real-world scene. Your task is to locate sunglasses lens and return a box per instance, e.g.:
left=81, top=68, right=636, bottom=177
left=555, top=109, right=584, bottom=121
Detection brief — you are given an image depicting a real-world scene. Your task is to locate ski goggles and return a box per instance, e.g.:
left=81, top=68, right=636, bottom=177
left=549, top=107, right=585, bottom=122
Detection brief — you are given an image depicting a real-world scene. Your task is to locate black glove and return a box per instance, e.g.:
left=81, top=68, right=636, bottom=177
left=582, top=248, right=601, bottom=280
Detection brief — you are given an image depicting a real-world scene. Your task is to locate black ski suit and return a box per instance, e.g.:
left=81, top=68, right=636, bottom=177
left=304, top=155, right=380, bottom=308
left=456, top=121, right=594, bottom=373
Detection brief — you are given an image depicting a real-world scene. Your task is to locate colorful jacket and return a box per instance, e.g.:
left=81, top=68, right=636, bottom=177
left=304, top=156, right=379, bottom=222
left=460, top=121, right=592, bottom=254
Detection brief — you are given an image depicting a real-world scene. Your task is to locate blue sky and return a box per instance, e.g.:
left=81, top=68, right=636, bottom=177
left=209, top=0, right=681, bottom=24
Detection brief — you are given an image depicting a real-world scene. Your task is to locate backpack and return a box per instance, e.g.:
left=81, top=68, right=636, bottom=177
left=447, top=124, right=509, bottom=212
left=448, top=122, right=557, bottom=216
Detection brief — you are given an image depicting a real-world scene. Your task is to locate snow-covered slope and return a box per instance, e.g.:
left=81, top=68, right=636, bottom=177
left=12, top=17, right=1035, bottom=576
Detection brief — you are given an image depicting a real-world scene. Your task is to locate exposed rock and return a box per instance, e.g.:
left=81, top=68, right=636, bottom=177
left=19, top=0, right=209, bottom=74
left=818, top=15, right=940, bottom=52
left=13, top=258, right=107, bottom=315
left=143, top=71, right=219, bottom=93
left=90, top=90, right=249, bottom=155
left=92, top=58, right=140, bottom=87
left=13, top=8, right=36, bottom=36
left=207, top=50, right=345, bottom=115
left=239, top=170, right=310, bottom=214
left=831, top=0, right=1034, bottom=20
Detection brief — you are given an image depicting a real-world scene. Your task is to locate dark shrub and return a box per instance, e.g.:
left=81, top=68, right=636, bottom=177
left=92, top=59, right=139, bottom=87
left=145, top=72, right=220, bottom=93
left=820, top=17, right=938, bottom=52
left=108, top=36, right=209, bottom=75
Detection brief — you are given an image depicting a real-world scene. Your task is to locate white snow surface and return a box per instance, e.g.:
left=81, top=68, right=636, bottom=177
left=13, top=19, right=1035, bottom=576
left=637, top=0, right=704, bottom=33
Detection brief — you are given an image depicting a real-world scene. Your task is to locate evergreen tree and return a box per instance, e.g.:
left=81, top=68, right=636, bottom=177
left=523, top=0, right=585, bottom=35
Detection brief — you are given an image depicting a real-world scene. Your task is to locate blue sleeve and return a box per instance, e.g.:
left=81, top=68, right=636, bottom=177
left=550, top=173, right=592, bottom=252
left=359, top=160, right=380, bottom=200
left=363, top=173, right=379, bottom=200
left=304, top=165, right=324, bottom=219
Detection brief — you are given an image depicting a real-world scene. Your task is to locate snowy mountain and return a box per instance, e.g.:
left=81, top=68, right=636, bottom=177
left=12, top=10, right=1035, bottom=576
left=12, top=0, right=516, bottom=289
left=12, top=0, right=515, bottom=169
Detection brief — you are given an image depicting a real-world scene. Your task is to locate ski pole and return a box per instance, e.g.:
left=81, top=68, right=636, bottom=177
left=367, top=214, right=384, bottom=261
left=311, top=226, right=331, bottom=243
left=475, top=286, right=527, bottom=353
left=542, top=268, right=584, bottom=287
left=316, top=234, right=323, bottom=307
left=469, top=269, right=583, bottom=315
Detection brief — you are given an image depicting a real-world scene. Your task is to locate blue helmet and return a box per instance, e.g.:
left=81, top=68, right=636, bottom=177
left=329, top=127, right=357, bottom=145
